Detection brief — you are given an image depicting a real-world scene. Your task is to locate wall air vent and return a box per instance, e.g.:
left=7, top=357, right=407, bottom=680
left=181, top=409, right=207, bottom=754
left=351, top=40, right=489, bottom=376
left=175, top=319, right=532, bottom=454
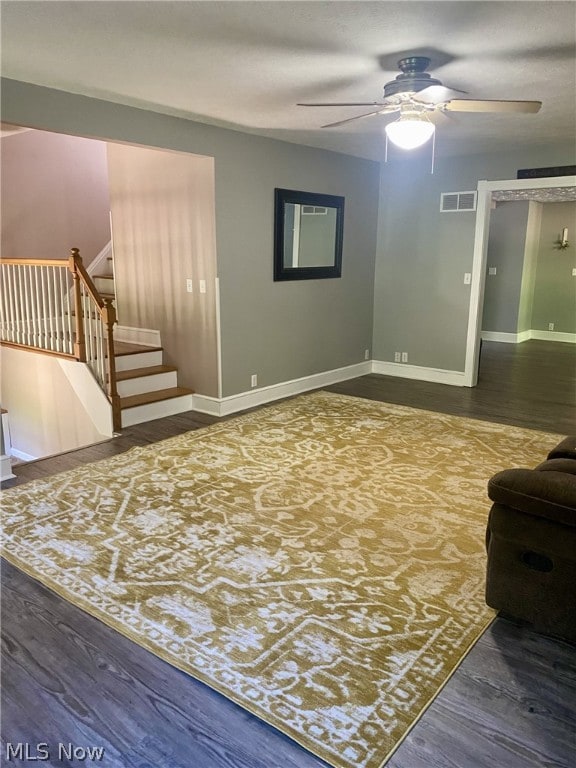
left=440, top=191, right=477, bottom=212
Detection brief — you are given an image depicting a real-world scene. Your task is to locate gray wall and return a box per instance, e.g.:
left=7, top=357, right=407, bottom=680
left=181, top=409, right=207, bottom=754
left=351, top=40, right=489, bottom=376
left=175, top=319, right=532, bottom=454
left=373, top=144, right=575, bottom=373
left=480, top=200, right=576, bottom=337
left=3, top=78, right=573, bottom=390
left=532, top=201, right=576, bottom=334
left=1, top=78, right=380, bottom=398
left=482, top=202, right=531, bottom=333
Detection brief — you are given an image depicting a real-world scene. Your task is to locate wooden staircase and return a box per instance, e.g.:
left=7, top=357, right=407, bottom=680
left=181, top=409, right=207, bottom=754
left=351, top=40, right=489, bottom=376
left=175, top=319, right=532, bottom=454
left=94, top=256, right=194, bottom=428
left=114, top=342, right=194, bottom=427
left=92, top=254, right=117, bottom=303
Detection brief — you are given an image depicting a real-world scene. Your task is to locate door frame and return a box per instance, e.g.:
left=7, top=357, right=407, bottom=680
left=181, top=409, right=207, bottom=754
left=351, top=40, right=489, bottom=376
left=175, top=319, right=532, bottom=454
left=464, top=174, right=576, bottom=386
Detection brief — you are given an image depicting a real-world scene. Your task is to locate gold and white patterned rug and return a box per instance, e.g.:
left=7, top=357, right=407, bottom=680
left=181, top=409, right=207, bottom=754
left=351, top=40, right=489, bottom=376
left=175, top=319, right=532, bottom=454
left=1, top=392, right=561, bottom=768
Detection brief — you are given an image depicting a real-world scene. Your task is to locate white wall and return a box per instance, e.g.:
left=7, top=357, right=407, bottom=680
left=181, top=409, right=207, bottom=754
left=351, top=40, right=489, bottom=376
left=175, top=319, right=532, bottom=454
left=107, top=143, right=219, bottom=395
left=1, top=347, right=108, bottom=460
left=1, top=129, right=110, bottom=265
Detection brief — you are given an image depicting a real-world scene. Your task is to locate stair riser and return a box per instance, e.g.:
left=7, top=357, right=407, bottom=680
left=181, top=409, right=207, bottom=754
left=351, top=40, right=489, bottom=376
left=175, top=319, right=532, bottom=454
left=121, top=394, right=193, bottom=427
left=115, top=350, right=163, bottom=372
left=117, top=371, right=178, bottom=397
left=94, top=276, right=115, bottom=293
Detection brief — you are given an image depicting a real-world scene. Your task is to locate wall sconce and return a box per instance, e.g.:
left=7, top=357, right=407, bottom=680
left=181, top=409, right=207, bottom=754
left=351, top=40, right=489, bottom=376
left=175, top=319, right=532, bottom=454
left=556, top=227, right=569, bottom=249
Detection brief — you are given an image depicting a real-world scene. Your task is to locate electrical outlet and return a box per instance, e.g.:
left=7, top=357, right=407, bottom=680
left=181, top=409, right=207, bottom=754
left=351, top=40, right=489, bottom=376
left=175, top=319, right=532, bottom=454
left=186, top=279, right=193, bottom=293
left=251, top=374, right=258, bottom=388
left=199, top=279, right=206, bottom=294
left=463, top=272, right=472, bottom=285
left=364, top=349, right=370, bottom=360
left=401, top=352, right=408, bottom=363
left=548, top=322, right=555, bottom=331
left=394, top=352, right=401, bottom=362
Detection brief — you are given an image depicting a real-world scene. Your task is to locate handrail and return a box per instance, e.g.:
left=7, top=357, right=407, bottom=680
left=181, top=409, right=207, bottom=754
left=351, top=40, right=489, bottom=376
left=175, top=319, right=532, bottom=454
left=70, top=248, right=104, bottom=310
left=0, top=249, right=121, bottom=432
left=1, top=258, right=72, bottom=267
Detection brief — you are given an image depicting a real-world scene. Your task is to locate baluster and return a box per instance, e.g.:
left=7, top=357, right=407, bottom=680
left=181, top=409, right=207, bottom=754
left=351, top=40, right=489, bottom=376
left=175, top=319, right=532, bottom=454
left=6, top=266, right=17, bottom=342
left=57, top=266, right=66, bottom=352
left=50, top=265, right=59, bottom=352
left=46, top=263, right=55, bottom=350
left=17, top=265, right=25, bottom=344
left=0, top=266, right=6, bottom=342
left=22, top=265, right=32, bottom=346
left=41, top=265, right=49, bottom=348
left=96, top=315, right=105, bottom=387
left=65, top=269, right=73, bottom=354
left=32, top=265, right=40, bottom=347
left=84, top=287, right=93, bottom=365
left=11, top=266, right=18, bottom=343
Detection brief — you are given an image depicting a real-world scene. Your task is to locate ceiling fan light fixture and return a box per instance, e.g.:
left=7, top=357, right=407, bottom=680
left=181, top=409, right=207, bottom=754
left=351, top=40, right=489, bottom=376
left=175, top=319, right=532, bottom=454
left=385, top=115, right=435, bottom=150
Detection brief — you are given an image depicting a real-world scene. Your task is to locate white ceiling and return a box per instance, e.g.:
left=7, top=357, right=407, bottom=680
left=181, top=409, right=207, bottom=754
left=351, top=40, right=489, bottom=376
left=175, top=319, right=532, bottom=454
left=1, top=1, right=575, bottom=161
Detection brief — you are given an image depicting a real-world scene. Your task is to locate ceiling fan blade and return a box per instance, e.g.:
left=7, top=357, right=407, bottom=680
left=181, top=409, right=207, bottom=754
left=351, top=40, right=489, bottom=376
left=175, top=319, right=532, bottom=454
left=321, top=107, right=399, bottom=129
left=428, top=110, right=454, bottom=126
left=298, top=101, right=386, bottom=107
left=444, top=99, right=542, bottom=113
left=412, top=84, right=468, bottom=104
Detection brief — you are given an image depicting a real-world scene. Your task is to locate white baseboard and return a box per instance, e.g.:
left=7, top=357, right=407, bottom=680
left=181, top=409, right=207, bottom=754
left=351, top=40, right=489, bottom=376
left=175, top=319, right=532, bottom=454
left=530, top=330, right=576, bottom=344
left=114, top=325, right=162, bottom=347
left=371, top=360, right=467, bottom=387
left=481, top=329, right=575, bottom=344
left=9, top=447, right=37, bottom=462
left=192, top=361, right=372, bottom=417
left=481, top=331, right=531, bottom=343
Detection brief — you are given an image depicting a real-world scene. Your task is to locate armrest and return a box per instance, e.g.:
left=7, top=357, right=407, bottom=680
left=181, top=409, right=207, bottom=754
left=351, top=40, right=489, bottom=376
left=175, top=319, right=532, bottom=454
left=488, top=466, right=576, bottom=527
left=547, top=436, right=576, bottom=460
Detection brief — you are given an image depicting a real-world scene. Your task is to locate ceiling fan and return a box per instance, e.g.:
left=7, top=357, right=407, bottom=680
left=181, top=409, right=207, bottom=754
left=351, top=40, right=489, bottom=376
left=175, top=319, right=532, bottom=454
left=298, top=56, right=542, bottom=148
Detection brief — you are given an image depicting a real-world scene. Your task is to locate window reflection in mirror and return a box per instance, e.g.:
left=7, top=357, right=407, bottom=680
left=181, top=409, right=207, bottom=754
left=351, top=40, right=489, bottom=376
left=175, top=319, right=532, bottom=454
left=274, top=189, right=344, bottom=281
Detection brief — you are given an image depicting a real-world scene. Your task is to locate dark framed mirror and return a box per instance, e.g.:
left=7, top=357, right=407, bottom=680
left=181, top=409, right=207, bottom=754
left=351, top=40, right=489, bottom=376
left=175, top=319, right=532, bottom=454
left=274, top=188, right=344, bottom=281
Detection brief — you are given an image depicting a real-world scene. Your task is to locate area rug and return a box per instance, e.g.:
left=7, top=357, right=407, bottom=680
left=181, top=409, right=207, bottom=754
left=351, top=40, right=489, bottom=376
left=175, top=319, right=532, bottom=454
left=1, top=392, right=561, bottom=768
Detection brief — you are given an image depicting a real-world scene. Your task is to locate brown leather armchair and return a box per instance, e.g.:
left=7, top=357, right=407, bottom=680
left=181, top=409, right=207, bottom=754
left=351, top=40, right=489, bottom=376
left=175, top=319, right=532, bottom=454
left=485, top=436, right=576, bottom=644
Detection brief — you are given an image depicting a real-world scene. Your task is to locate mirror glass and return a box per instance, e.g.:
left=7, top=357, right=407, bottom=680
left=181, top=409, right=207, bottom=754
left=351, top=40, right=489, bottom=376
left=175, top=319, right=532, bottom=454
left=274, top=188, right=344, bottom=280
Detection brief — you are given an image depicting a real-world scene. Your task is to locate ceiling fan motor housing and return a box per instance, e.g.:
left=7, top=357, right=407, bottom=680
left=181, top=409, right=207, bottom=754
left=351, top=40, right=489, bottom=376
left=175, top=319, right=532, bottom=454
left=383, top=56, right=442, bottom=98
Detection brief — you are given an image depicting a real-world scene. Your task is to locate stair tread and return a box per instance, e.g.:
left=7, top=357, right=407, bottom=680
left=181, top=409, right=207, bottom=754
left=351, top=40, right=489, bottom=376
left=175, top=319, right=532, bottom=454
left=100, top=292, right=116, bottom=300
left=116, top=364, right=178, bottom=381
left=92, top=273, right=115, bottom=279
left=113, top=341, right=163, bottom=356
left=121, top=387, right=194, bottom=410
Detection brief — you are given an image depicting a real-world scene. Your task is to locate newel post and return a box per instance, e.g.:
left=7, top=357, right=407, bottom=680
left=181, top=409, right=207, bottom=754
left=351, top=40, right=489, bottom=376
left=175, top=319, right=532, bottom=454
left=102, top=298, right=121, bottom=432
left=69, top=247, right=86, bottom=362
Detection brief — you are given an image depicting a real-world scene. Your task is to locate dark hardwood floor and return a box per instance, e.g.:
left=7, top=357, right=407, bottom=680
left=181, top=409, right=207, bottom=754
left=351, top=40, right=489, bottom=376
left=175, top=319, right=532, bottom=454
left=2, top=340, right=575, bottom=767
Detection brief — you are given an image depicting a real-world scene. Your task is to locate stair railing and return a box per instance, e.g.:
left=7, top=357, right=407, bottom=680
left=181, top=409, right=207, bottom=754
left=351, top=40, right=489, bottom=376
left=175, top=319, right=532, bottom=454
left=1, top=248, right=121, bottom=431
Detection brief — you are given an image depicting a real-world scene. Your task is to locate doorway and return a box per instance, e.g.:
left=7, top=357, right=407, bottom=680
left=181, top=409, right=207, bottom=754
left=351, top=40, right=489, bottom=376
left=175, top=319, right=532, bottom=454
left=464, top=175, right=576, bottom=386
